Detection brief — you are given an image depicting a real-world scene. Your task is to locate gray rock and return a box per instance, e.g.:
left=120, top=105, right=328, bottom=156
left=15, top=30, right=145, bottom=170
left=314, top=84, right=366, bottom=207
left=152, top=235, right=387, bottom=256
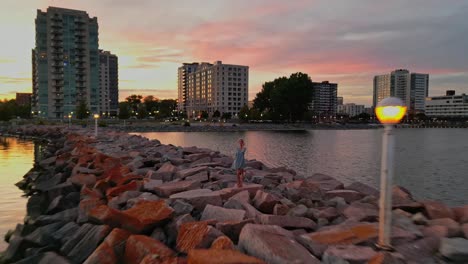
left=239, top=224, right=320, bottom=264
left=440, top=238, right=468, bottom=262
left=428, top=218, right=461, bottom=237
left=126, top=192, right=160, bottom=208
left=2, top=236, right=34, bottom=263
left=24, top=222, right=65, bottom=246
left=152, top=162, right=177, bottom=181
left=142, top=179, right=163, bottom=191
left=324, top=190, right=365, bottom=203
left=60, top=224, right=95, bottom=255
left=150, top=227, right=167, bottom=244
left=153, top=180, right=201, bottom=197
left=395, top=237, right=440, bottom=264
left=35, top=208, right=78, bottom=225
left=39, top=252, right=71, bottom=264
left=169, top=188, right=222, bottom=211
left=51, top=222, right=80, bottom=245
left=185, top=171, right=209, bottom=182
left=393, top=210, right=423, bottom=237
left=46, top=182, right=77, bottom=201
left=287, top=204, right=308, bottom=217
left=273, top=204, right=290, bottom=215
left=324, top=196, right=348, bottom=212
left=200, top=204, right=246, bottom=222
left=343, top=202, right=378, bottom=221
left=172, top=199, right=194, bottom=215
left=66, top=224, right=112, bottom=264
left=323, top=245, right=377, bottom=263
left=216, top=219, right=255, bottom=243
left=175, top=166, right=208, bottom=179
left=256, top=214, right=316, bottom=230
left=345, top=181, right=379, bottom=197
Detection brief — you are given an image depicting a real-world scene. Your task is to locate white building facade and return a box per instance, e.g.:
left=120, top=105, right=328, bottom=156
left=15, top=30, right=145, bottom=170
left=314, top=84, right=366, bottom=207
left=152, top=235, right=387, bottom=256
left=177, top=61, right=249, bottom=118
left=337, top=103, right=365, bottom=117
left=425, top=91, right=468, bottom=118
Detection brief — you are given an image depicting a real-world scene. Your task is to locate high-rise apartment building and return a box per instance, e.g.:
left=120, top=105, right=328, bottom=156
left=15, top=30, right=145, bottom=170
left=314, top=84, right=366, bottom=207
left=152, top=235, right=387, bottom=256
left=32, top=7, right=99, bottom=118
left=373, top=74, right=391, bottom=108
left=410, top=73, right=429, bottom=113
left=310, top=81, right=338, bottom=116
left=373, top=69, right=429, bottom=113
left=99, top=50, right=118, bottom=116
left=177, top=61, right=249, bottom=118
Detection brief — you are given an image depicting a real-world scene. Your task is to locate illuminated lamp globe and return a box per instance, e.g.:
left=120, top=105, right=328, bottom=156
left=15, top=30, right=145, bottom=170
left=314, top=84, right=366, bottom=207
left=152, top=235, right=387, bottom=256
left=93, top=114, right=100, bottom=119
left=375, top=97, right=406, bottom=124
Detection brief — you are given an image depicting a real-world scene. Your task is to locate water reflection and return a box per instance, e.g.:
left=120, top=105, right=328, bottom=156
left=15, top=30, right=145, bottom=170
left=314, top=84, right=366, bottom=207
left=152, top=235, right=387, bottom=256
left=0, top=137, right=34, bottom=252
left=135, top=129, right=468, bottom=206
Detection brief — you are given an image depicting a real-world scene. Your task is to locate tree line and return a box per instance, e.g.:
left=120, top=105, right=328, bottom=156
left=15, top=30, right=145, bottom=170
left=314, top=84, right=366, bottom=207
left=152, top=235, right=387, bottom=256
left=118, top=95, right=179, bottom=120
left=0, top=100, right=31, bottom=121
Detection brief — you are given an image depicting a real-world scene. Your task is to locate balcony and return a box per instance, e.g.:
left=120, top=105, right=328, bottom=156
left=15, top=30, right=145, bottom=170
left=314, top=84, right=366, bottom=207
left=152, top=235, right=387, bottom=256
left=51, top=29, right=63, bottom=35
left=52, top=74, right=64, bottom=80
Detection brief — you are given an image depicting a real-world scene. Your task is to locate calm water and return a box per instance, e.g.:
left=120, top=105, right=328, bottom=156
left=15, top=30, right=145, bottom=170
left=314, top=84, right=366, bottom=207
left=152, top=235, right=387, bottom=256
left=135, top=129, right=468, bottom=206
left=0, top=137, right=35, bottom=252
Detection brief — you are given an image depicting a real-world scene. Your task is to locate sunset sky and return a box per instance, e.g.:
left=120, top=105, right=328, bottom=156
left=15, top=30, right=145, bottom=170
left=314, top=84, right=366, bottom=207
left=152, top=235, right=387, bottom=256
left=1, top=0, right=467, bottom=106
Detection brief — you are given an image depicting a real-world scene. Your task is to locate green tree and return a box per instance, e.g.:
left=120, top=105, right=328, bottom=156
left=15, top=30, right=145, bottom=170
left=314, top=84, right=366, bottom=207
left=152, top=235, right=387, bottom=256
left=143, top=95, right=159, bottom=112
left=159, top=99, right=177, bottom=118
left=76, top=101, right=90, bottom=120
left=126, top=94, right=143, bottom=112
left=212, top=110, right=221, bottom=118
left=249, top=107, right=261, bottom=120
left=118, top=102, right=131, bottom=119
left=239, top=105, right=250, bottom=122
left=221, top=112, right=232, bottom=120
left=253, top=72, right=313, bottom=121
left=137, top=104, right=148, bottom=119
left=201, top=111, right=209, bottom=119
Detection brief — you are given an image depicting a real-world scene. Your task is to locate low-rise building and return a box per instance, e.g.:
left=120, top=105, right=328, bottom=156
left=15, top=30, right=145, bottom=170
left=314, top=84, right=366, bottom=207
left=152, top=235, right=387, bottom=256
left=337, top=103, right=365, bottom=117
left=425, top=90, right=468, bottom=118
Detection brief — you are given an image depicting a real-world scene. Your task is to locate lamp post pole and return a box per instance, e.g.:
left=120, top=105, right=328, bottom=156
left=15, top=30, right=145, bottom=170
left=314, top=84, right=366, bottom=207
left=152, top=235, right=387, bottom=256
left=375, top=97, right=406, bottom=250
left=93, top=114, right=99, bottom=138
left=378, top=124, right=394, bottom=249
left=68, top=115, right=71, bottom=128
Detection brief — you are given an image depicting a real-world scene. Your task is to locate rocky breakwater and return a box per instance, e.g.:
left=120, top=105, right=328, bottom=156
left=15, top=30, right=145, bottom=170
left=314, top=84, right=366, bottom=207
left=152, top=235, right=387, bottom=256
left=1, top=126, right=468, bottom=264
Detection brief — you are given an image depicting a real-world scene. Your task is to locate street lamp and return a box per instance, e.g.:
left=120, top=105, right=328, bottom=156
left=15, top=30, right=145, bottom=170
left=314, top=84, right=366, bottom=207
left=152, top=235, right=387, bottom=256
left=93, top=114, right=99, bottom=137
left=375, top=97, right=406, bottom=250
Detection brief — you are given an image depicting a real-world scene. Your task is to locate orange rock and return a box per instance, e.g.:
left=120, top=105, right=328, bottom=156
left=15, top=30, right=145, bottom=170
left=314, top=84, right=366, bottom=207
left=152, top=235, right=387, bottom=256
left=83, top=228, right=131, bottom=264
left=140, top=255, right=187, bottom=264
left=106, top=180, right=141, bottom=197
left=187, top=249, right=266, bottom=264
left=88, top=205, right=124, bottom=228
left=81, top=186, right=104, bottom=200
left=69, top=173, right=97, bottom=187
left=78, top=198, right=105, bottom=222
left=121, top=200, right=174, bottom=233
left=101, top=165, right=131, bottom=183
left=177, top=221, right=222, bottom=253
left=116, top=174, right=144, bottom=186
left=94, top=179, right=112, bottom=194
left=124, top=235, right=175, bottom=264
left=211, top=236, right=235, bottom=250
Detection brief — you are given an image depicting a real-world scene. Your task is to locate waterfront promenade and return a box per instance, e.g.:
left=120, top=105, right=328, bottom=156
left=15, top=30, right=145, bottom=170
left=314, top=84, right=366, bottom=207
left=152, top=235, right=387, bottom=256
left=0, top=125, right=467, bottom=263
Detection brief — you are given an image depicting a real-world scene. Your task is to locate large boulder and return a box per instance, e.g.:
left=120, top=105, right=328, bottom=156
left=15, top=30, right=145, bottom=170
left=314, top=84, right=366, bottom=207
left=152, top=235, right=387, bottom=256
left=239, top=224, right=320, bottom=264
left=345, top=182, right=379, bottom=197
left=324, top=190, right=365, bottom=203
left=422, top=200, right=455, bottom=220
left=187, top=249, right=266, bottom=264
left=152, top=162, right=178, bottom=182
left=256, top=214, right=316, bottom=230
left=252, top=190, right=280, bottom=214
left=428, top=218, right=461, bottom=237
left=439, top=238, right=468, bottom=262
left=216, top=184, right=263, bottom=200
left=153, top=180, right=201, bottom=197
left=170, top=189, right=222, bottom=211
left=322, top=245, right=377, bottom=263
left=124, top=235, right=176, bottom=264
left=453, top=205, right=468, bottom=224
left=175, top=166, right=208, bottom=179
left=176, top=221, right=223, bottom=253
left=83, top=228, right=131, bottom=264
left=215, top=219, right=255, bottom=243
left=65, top=224, right=112, bottom=263
left=121, top=200, right=174, bottom=233
left=343, top=202, right=378, bottom=222
left=305, top=173, right=344, bottom=192
left=200, top=204, right=246, bottom=222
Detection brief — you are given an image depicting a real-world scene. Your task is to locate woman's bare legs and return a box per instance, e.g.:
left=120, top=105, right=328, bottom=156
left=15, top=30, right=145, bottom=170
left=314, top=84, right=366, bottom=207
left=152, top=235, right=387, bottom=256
left=237, top=169, right=244, bottom=187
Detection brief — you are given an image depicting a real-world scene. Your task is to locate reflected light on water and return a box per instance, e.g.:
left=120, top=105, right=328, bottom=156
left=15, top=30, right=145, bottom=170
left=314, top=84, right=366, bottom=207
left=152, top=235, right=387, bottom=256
left=0, top=137, right=33, bottom=252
